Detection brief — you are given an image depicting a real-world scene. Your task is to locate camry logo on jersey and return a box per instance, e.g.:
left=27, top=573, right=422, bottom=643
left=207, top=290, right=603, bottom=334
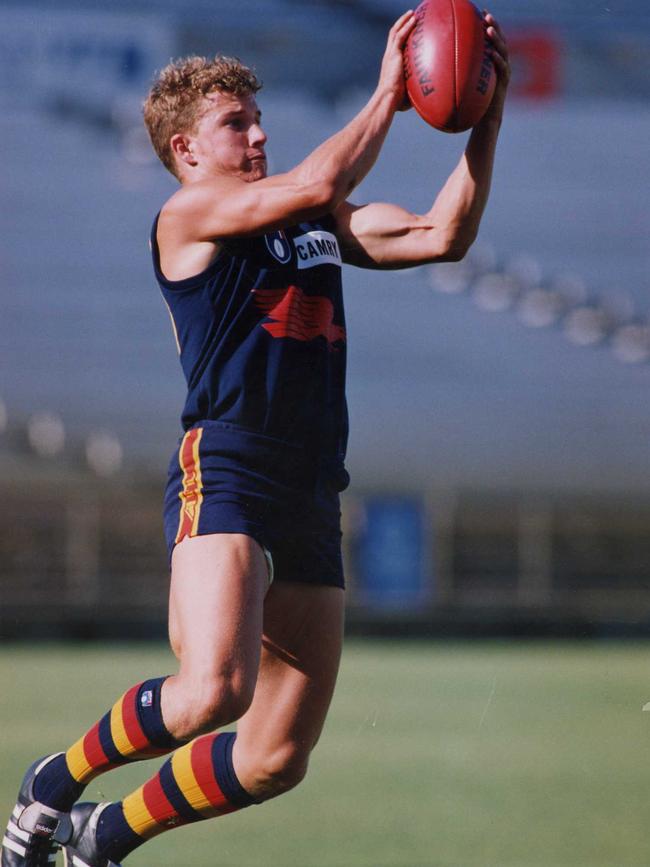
left=252, top=285, right=346, bottom=347
left=293, top=230, right=342, bottom=270
left=264, top=230, right=292, bottom=264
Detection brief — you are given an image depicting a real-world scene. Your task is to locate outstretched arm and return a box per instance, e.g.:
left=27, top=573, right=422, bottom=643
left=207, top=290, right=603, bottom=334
left=162, top=11, right=416, bottom=242
left=334, top=13, right=510, bottom=270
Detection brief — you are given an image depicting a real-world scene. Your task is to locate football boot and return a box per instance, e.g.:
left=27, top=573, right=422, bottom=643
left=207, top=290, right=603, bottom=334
left=62, top=803, right=121, bottom=867
left=2, top=754, right=72, bottom=867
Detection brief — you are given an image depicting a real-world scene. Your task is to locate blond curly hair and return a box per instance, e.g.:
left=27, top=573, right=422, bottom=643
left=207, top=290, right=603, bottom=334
left=143, top=55, right=262, bottom=179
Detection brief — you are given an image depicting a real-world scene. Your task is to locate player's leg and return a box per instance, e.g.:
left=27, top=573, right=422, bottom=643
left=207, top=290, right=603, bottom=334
left=232, top=492, right=347, bottom=800
left=2, top=533, right=268, bottom=867
left=234, top=580, right=345, bottom=800
left=161, top=532, right=269, bottom=738
left=61, top=580, right=344, bottom=865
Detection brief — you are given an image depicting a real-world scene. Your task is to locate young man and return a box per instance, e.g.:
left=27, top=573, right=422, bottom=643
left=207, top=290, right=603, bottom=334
left=2, top=11, right=509, bottom=867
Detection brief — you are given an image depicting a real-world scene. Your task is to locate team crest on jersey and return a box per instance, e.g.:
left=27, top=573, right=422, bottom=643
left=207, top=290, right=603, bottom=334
left=293, top=230, right=342, bottom=270
left=252, top=285, right=346, bottom=348
left=265, top=230, right=292, bottom=264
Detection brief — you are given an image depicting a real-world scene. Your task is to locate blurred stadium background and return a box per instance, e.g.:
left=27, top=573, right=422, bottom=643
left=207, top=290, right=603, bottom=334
left=1, top=0, right=650, bottom=637
left=2, top=2, right=650, bottom=865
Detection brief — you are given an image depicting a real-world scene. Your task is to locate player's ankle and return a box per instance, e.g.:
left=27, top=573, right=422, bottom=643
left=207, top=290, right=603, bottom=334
left=32, top=753, right=85, bottom=813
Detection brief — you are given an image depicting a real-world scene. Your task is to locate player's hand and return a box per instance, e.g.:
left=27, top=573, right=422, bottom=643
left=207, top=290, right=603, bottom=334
left=482, top=11, right=510, bottom=123
left=377, top=10, right=417, bottom=111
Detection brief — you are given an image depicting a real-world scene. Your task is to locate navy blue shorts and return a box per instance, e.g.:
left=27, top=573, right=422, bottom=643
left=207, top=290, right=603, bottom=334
left=163, top=422, right=348, bottom=589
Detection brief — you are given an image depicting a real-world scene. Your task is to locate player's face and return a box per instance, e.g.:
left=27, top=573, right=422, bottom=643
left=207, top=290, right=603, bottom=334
left=192, top=91, right=267, bottom=182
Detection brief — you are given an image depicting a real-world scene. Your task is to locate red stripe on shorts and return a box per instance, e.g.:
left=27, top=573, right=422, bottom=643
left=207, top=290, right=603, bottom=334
left=175, top=429, right=203, bottom=544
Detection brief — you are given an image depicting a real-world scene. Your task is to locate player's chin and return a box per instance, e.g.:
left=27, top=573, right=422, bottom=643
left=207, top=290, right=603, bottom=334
left=248, top=158, right=267, bottom=181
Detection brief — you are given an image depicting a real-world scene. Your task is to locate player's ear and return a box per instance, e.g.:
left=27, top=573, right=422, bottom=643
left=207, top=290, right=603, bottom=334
left=170, top=133, right=197, bottom=168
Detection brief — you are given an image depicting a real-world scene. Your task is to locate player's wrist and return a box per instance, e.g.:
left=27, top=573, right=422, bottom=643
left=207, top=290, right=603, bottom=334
left=481, top=109, right=504, bottom=129
left=476, top=99, right=505, bottom=129
left=372, top=82, right=404, bottom=114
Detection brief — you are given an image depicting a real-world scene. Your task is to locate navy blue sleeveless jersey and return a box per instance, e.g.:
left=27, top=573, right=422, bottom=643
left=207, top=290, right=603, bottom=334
left=151, top=213, right=349, bottom=488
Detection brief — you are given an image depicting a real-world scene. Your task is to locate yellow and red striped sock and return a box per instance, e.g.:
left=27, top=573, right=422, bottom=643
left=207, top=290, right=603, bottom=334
left=96, top=732, right=255, bottom=862
left=33, top=678, right=178, bottom=811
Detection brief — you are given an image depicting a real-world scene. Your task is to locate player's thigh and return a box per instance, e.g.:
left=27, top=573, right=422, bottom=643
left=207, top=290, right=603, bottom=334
left=168, top=533, right=269, bottom=683
left=233, top=580, right=345, bottom=794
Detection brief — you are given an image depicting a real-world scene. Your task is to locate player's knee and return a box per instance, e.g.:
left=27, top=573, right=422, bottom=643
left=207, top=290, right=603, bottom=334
left=253, top=743, right=310, bottom=799
left=180, top=673, right=254, bottom=737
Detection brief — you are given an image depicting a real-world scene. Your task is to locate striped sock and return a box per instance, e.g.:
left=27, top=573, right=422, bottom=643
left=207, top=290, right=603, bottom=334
left=33, top=677, right=178, bottom=811
left=95, top=732, right=255, bottom=863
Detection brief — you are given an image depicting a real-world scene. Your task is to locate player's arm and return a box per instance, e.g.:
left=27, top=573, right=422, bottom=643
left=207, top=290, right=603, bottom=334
left=162, top=11, right=416, bottom=242
left=334, top=14, right=510, bottom=270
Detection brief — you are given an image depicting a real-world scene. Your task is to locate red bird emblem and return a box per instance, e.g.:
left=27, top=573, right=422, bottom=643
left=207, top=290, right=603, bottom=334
left=252, top=285, right=346, bottom=347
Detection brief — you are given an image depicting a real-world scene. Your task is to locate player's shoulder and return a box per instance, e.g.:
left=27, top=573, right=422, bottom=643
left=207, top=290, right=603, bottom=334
left=157, top=177, right=251, bottom=250
left=160, top=176, right=244, bottom=225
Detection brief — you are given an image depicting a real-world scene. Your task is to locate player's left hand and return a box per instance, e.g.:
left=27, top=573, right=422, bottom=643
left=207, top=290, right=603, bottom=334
left=481, top=11, right=511, bottom=123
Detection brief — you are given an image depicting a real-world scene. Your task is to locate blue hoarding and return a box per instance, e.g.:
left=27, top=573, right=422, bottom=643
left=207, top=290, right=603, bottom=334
left=356, top=496, right=431, bottom=610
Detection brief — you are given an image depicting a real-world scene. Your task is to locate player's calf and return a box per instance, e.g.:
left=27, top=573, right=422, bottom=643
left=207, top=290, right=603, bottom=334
left=2, top=676, right=182, bottom=867
left=62, top=732, right=257, bottom=865
left=26, top=678, right=178, bottom=816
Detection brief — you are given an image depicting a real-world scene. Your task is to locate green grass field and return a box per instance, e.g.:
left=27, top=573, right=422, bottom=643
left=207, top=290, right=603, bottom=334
left=2, top=640, right=650, bottom=867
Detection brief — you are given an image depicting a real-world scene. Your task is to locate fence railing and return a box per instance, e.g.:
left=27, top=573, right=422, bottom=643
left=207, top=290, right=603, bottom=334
left=3, top=469, right=650, bottom=637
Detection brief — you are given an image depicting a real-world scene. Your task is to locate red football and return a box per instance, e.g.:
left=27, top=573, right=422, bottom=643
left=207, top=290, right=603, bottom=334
left=403, top=0, right=496, bottom=133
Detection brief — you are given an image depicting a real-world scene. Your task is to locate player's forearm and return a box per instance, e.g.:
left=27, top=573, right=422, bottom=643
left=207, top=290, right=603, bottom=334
left=291, top=86, right=398, bottom=209
left=426, top=115, right=502, bottom=259
left=287, top=9, right=416, bottom=209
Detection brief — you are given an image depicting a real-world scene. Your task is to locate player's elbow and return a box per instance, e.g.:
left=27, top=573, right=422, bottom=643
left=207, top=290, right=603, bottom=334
left=443, top=242, right=470, bottom=263
left=301, top=166, right=355, bottom=213
left=307, top=177, right=340, bottom=213
left=440, top=228, right=476, bottom=262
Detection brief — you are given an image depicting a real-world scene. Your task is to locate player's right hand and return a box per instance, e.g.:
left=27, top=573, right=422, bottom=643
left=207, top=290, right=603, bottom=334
left=378, top=10, right=417, bottom=111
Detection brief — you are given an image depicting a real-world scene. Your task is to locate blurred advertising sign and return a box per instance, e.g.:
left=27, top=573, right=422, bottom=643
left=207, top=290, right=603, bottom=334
left=507, top=28, right=562, bottom=99
left=0, top=9, right=174, bottom=107
left=356, top=496, right=432, bottom=611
